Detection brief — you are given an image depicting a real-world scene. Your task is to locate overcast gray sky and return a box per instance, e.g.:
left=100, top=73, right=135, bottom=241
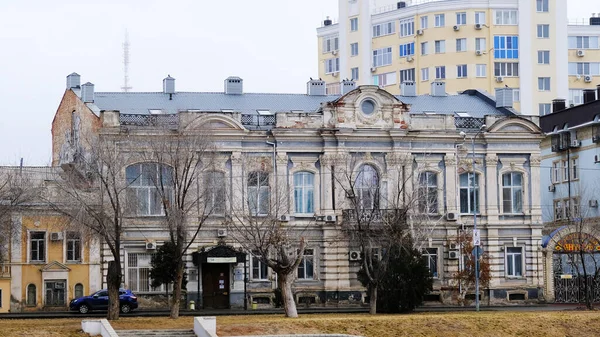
left=0, top=0, right=596, bottom=166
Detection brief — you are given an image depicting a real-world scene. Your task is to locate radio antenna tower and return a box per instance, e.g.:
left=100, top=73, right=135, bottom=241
left=121, top=30, right=132, bottom=92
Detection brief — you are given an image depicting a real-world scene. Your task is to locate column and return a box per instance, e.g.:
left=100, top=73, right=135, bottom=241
left=485, top=155, right=499, bottom=223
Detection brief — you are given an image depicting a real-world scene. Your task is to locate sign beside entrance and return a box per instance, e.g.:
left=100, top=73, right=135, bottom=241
left=473, top=229, right=481, bottom=246
left=560, top=274, right=573, bottom=279
left=207, top=257, right=237, bottom=263
left=554, top=233, right=600, bottom=252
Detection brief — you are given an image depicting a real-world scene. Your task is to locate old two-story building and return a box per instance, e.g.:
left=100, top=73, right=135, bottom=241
left=42, top=72, right=546, bottom=308
left=540, top=85, right=600, bottom=303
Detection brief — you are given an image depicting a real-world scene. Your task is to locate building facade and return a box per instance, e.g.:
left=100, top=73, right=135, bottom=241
left=316, top=0, right=600, bottom=115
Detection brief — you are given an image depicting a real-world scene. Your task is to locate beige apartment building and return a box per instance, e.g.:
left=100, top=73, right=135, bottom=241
left=317, top=0, right=600, bottom=115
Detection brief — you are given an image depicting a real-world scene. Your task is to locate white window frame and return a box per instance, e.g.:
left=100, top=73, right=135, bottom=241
left=539, top=103, right=551, bottom=115
left=456, top=12, right=467, bottom=25
left=475, top=38, right=486, bottom=52
left=420, top=16, right=428, bottom=29
left=322, top=35, right=339, bottom=53
left=66, top=231, right=82, bottom=263
left=435, top=66, right=446, bottom=79
left=459, top=172, right=479, bottom=214
left=248, top=171, right=270, bottom=216
left=536, top=0, right=549, bottom=12
left=538, top=77, right=551, bottom=91
left=434, top=14, right=445, bottom=27
left=494, top=62, right=519, bottom=77
left=350, top=42, right=359, bottom=56
left=297, top=249, right=315, bottom=280
left=423, top=247, right=439, bottom=278
left=457, top=64, right=468, bottom=78
left=372, top=72, right=397, bottom=87
left=506, top=247, right=523, bottom=277
left=571, top=157, right=579, bottom=181
left=434, top=40, right=445, bottom=54
left=418, top=171, right=438, bottom=214
left=569, top=89, right=583, bottom=106
left=513, top=89, right=520, bottom=102
left=494, top=10, right=518, bottom=25
left=538, top=50, right=550, bottom=64
left=373, top=21, right=395, bottom=37
left=29, top=230, right=46, bottom=263
left=476, top=64, right=487, bottom=77
left=350, top=17, right=358, bottom=32
left=421, top=67, right=429, bottom=81
left=372, top=47, right=392, bottom=67
left=399, top=42, right=415, bottom=57
left=552, top=160, right=561, bottom=184
left=568, top=36, right=600, bottom=49
left=399, top=18, right=414, bottom=37
left=502, top=172, right=523, bottom=214
left=325, top=58, right=340, bottom=74
left=568, top=62, right=600, bottom=76
left=126, top=163, right=173, bottom=217
left=421, top=42, right=428, bottom=55
left=251, top=255, right=269, bottom=281
left=400, top=68, right=416, bottom=83
left=351, top=67, right=359, bottom=81
left=294, top=171, right=315, bottom=215
left=537, top=24, right=549, bottom=39
left=475, top=11, right=486, bottom=25
left=456, top=38, right=467, bottom=52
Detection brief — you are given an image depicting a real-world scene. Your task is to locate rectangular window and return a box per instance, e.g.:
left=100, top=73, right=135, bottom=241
left=569, top=89, right=583, bottom=106
left=399, top=18, right=415, bottom=37
left=552, top=161, right=561, bottom=183
left=475, top=38, right=486, bottom=52
left=297, top=249, right=315, bottom=280
left=373, top=47, right=393, bottom=67
left=421, top=42, right=428, bottom=55
left=66, top=232, right=81, bottom=262
left=460, top=172, right=479, bottom=214
left=539, top=103, right=551, bottom=115
left=252, top=256, right=268, bottom=280
left=325, top=58, right=340, bottom=74
left=513, top=89, right=520, bottom=102
left=294, top=172, right=314, bottom=214
left=494, top=62, right=519, bottom=77
left=562, top=159, right=569, bottom=182
left=423, top=248, right=438, bottom=278
left=248, top=171, right=270, bottom=215
left=457, top=64, right=468, bottom=78
left=400, top=68, right=416, bottom=83
left=350, top=17, right=358, bottom=32
left=421, top=16, right=428, bottom=29
left=537, top=24, right=549, bottom=38
left=30, top=231, right=45, bottom=262
left=537, top=0, right=549, bottom=12
left=205, top=171, right=226, bottom=215
left=435, top=14, right=445, bottom=27
left=494, top=10, right=518, bottom=25
left=506, top=247, right=523, bottom=277
left=571, top=158, right=579, bottom=180
left=475, top=11, right=486, bottom=24
left=127, top=253, right=160, bottom=293
left=322, top=35, right=339, bottom=53
left=476, top=64, right=487, bottom=77
left=456, top=38, right=467, bottom=52
left=456, top=12, right=467, bottom=25
left=502, top=172, right=523, bottom=214
left=399, top=42, right=415, bottom=57
left=418, top=171, right=438, bottom=214
left=373, top=21, right=395, bottom=37
left=494, top=36, right=519, bottom=59
left=435, top=66, right=446, bottom=79
left=568, top=62, right=600, bottom=76
left=421, top=67, right=429, bottom=81
left=538, top=50, right=550, bottom=64
left=554, top=200, right=563, bottom=220
left=435, top=40, right=446, bottom=54
left=351, top=67, right=359, bottom=80
left=568, top=36, right=600, bottom=49
left=372, top=72, right=397, bottom=87
left=538, top=77, right=551, bottom=91
left=350, top=42, right=359, bottom=56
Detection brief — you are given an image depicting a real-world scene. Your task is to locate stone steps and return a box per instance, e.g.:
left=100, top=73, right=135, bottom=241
left=117, top=329, right=196, bottom=337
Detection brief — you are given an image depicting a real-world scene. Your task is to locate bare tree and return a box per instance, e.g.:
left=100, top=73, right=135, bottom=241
left=449, top=229, right=491, bottom=306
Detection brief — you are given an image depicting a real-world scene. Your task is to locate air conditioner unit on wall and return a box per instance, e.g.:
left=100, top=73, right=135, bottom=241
left=475, top=50, right=483, bottom=56
left=475, top=23, right=482, bottom=30
left=548, top=185, right=555, bottom=192
left=145, top=241, right=156, bottom=250
left=453, top=25, right=460, bottom=31
left=446, top=212, right=458, bottom=221
left=325, top=215, right=337, bottom=222
left=417, top=29, right=424, bottom=35
left=571, top=140, right=581, bottom=148
left=349, top=250, right=361, bottom=261
left=332, top=50, right=338, bottom=55
left=50, top=232, right=63, bottom=241
left=589, top=200, right=599, bottom=208
left=584, top=75, right=592, bottom=83
left=279, top=214, right=290, bottom=222
left=217, top=229, right=228, bottom=237
left=595, top=155, right=600, bottom=163
left=449, top=250, right=460, bottom=259
left=406, top=56, right=414, bottom=62
left=577, top=50, right=585, bottom=57
left=370, top=67, right=377, bottom=73
left=496, top=76, right=504, bottom=83
left=449, top=242, right=459, bottom=250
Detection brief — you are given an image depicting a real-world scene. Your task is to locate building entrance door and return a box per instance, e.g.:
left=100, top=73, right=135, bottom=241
left=202, top=263, right=230, bottom=309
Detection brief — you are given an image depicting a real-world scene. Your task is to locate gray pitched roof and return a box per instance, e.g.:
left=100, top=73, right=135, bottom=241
left=397, top=93, right=507, bottom=118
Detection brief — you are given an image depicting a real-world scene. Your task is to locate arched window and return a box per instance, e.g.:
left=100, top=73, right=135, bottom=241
left=27, top=284, right=36, bottom=306
left=126, top=163, right=173, bottom=216
left=459, top=172, right=479, bottom=214
left=74, top=283, right=84, bottom=299
left=418, top=171, right=438, bottom=214
left=204, top=171, right=226, bottom=215
left=294, top=172, right=314, bottom=214
left=502, top=172, right=523, bottom=213
left=355, top=164, right=379, bottom=210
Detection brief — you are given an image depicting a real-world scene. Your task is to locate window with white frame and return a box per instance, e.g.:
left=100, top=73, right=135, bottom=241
left=30, top=231, right=45, bottom=262
left=538, top=77, right=551, bottom=91
left=399, top=42, right=415, bottom=57
left=372, top=72, right=397, bottom=87
left=326, top=83, right=340, bottom=95
left=537, top=24, right=549, bottom=38
left=204, top=171, right=226, bottom=215
left=562, top=159, right=569, bottom=182
left=435, top=40, right=445, bottom=53
left=435, top=66, right=446, bottom=79
left=373, top=47, right=392, bottom=67
left=351, top=67, right=359, bottom=80
left=351, top=42, right=359, bottom=56
left=494, top=36, right=519, bottom=59
left=456, top=12, right=467, bottom=25
left=421, top=16, right=428, bottom=29
left=475, top=11, right=486, bottom=24
left=552, top=161, right=561, bottom=183
left=325, top=58, right=340, bottom=74
left=297, top=249, right=314, bottom=280
left=506, top=247, right=523, bottom=277
left=513, top=89, right=520, bottom=102
left=537, top=0, right=549, bottom=12
left=66, top=231, right=81, bottom=262
left=502, top=172, right=523, bottom=214
left=568, top=36, right=600, bottom=49
left=539, top=103, right=551, bottom=115
left=399, top=18, right=414, bottom=37
left=568, top=62, right=600, bottom=76
left=538, top=50, right=550, bottom=64
left=355, top=164, right=379, bottom=210
left=252, top=255, right=268, bottom=280
left=400, top=68, right=415, bottom=83
left=475, top=38, right=486, bottom=52
left=494, top=10, right=518, bottom=25
left=422, top=248, right=438, bottom=278
left=456, top=38, right=467, bottom=52
left=457, top=64, right=468, bottom=78
left=459, top=172, right=479, bottom=214
left=421, top=67, right=429, bottom=81
left=418, top=171, right=438, bottom=214
left=294, top=171, right=314, bottom=214
left=126, top=163, right=173, bottom=216
left=571, top=158, right=579, bottom=180
left=322, top=35, right=339, bottom=53
left=350, top=17, right=358, bottom=32
left=373, top=21, right=395, bottom=37
left=127, top=253, right=152, bottom=292
left=248, top=171, right=270, bottom=215
left=476, top=64, right=487, bottom=77
left=494, top=62, right=519, bottom=77
left=435, top=14, right=445, bottom=27
left=421, top=42, right=428, bottom=55
left=569, top=89, right=583, bottom=106
left=554, top=200, right=563, bottom=220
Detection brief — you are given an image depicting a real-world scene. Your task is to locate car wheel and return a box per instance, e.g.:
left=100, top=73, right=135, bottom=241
left=78, top=304, right=90, bottom=314
left=120, top=304, right=131, bottom=314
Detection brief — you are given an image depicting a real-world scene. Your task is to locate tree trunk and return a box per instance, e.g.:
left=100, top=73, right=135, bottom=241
left=369, top=285, right=377, bottom=315
left=278, top=271, right=298, bottom=318
left=170, top=257, right=185, bottom=319
left=107, top=261, right=121, bottom=320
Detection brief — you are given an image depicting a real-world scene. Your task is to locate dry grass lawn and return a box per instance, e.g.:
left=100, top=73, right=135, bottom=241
left=1, top=311, right=600, bottom=337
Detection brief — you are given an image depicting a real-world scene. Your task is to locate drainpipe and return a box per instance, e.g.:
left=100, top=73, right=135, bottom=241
left=266, top=140, right=278, bottom=214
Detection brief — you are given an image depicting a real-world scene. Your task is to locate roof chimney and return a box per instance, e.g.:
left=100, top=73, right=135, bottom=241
left=430, top=81, right=446, bottom=97
left=307, top=78, right=326, bottom=96
left=552, top=99, right=566, bottom=113
left=224, top=76, right=243, bottom=95
left=583, top=89, right=596, bottom=103
left=81, top=82, right=94, bottom=103
left=341, top=79, right=356, bottom=95
left=591, top=14, right=600, bottom=25
left=400, top=81, right=416, bottom=97
left=66, top=72, right=80, bottom=89
left=163, top=75, right=175, bottom=94
left=495, top=87, right=513, bottom=108
left=397, top=1, right=407, bottom=9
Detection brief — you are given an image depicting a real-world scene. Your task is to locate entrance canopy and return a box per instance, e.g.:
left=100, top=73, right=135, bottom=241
left=192, top=244, right=246, bottom=266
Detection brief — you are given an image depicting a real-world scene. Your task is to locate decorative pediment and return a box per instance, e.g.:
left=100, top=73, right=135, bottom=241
left=184, top=115, right=247, bottom=131
left=40, top=261, right=71, bottom=272
left=488, top=117, right=541, bottom=134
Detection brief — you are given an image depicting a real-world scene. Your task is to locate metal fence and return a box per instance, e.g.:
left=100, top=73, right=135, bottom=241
left=455, top=117, right=485, bottom=130
left=120, top=114, right=179, bottom=129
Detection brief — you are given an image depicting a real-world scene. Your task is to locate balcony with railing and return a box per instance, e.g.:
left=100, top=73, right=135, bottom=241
left=0, top=264, right=10, bottom=278
left=241, top=114, right=277, bottom=131
left=120, top=113, right=179, bottom=129
left=455, top=117, right=486, bottom=130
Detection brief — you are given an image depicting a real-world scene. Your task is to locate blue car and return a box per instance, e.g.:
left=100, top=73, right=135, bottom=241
left=69, top=289, right=138, bottom=314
